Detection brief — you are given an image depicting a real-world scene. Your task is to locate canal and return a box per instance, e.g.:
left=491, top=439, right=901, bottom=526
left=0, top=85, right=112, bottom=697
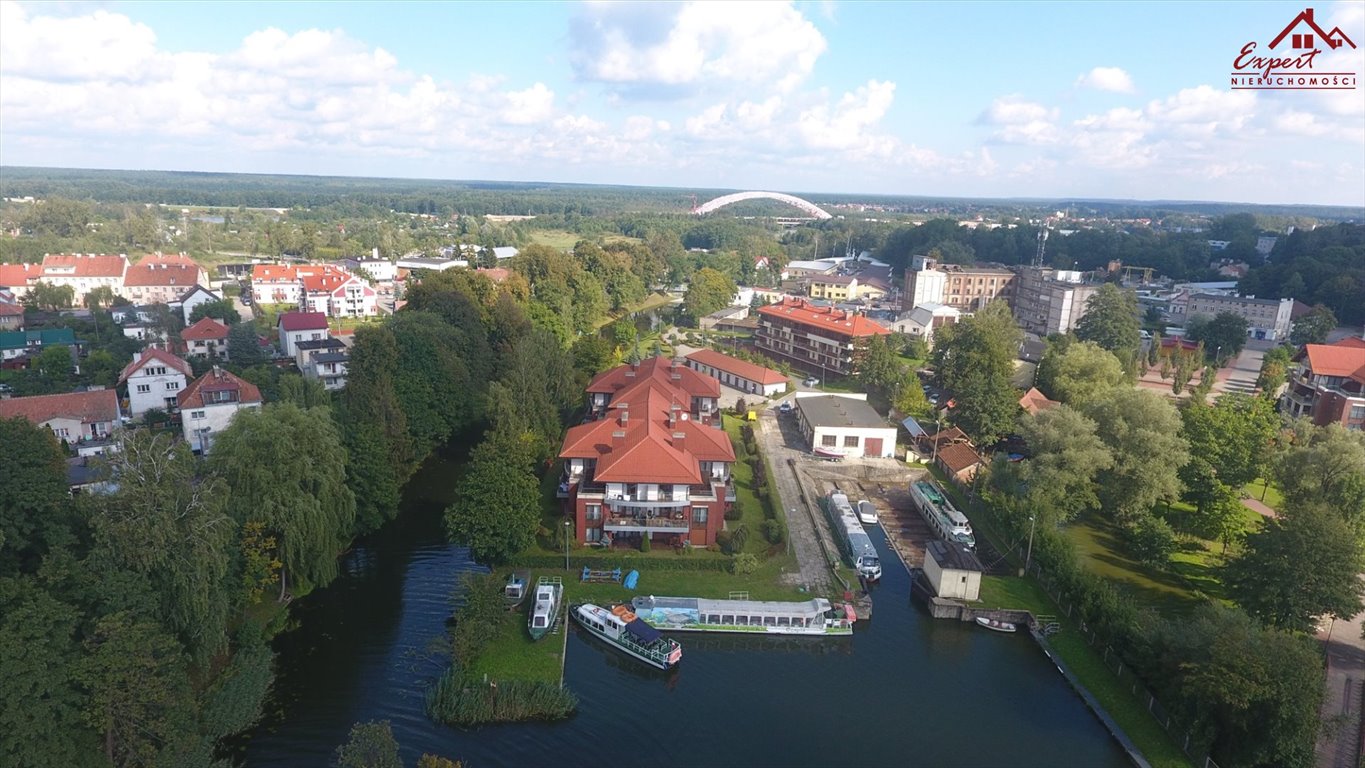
left=243, top=452, right=1128, bottom=767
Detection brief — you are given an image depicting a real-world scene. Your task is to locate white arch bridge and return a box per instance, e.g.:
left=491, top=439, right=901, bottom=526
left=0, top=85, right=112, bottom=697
left=692, top=191, right=833, bottom=220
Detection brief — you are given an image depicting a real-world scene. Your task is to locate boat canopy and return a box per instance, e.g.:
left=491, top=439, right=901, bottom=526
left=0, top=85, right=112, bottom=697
left=625, top=617, right=662, bottom=643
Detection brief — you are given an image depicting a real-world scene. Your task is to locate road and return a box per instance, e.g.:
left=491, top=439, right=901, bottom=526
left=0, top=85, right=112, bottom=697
left=753, top=398, right=836, bottom=596
left=1317, top=604, right=1365, bottom=768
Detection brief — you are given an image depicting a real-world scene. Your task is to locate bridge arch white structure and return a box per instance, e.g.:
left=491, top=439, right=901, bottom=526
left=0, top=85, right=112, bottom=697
left=693, top=191, right=833, bottom=220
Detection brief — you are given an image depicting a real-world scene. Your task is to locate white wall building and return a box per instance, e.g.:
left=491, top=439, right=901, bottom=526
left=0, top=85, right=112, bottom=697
left=118, top=348, right=191, bottom=417
left=277, top=311, right=330, bottom=357
left=178, top=367, right=263, bottom=454
left=794, top=393, right=897, bottom=459
left=1186, top=293, right=1295, bottom=341
left=177, top=285, right=220, bottom=325
left=923, top=540, right=983, bottom=601
left=891, top=302, right=961, bottom=346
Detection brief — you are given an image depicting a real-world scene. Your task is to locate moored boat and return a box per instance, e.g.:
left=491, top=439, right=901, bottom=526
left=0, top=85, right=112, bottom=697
left=527, top=576, right=563, bottom=641
left=503, top=570, right=530, bottom=610
left=631, top=594, right=855, bottom=636
left=975, top=616, right=1017, bottom=633
left=571, top=603, right=683, bottom=670
left=856, top=499, right=879, bottom=526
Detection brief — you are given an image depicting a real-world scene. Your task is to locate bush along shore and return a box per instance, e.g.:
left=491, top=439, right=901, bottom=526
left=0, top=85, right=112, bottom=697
left=425, top=573, right=578, bottom=726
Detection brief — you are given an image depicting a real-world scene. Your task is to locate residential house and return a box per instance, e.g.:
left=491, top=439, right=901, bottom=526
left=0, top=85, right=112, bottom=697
left=181, top=317, right=230, bottom=360
left=0, top=327, right=76, bottom=363
left=300, top=271, right=378, bottom=318
left=306, top=351, right=350, bottom=390
left=176, top=285, right=221, bottom=325
left=336, top=257, right=397, bottom=283
left=0, top=262, right=42, bottom=299
left=794, top=393, right=897, bottom=459
left=936, top=441, right=985, bottom=487
left=1283, top=338, right=1365, bottom=429
left=39, top=254, right=130, bottom=305
left=277, top=311, right=329, bottom=357
left=1186, top=293, right=1294, bottom=341
left=0, top=294, right=24, bottom=331
left=293, top=337, right=347, bottom=373
left=755, top=297, right=891, bottom=378
left=118, top=348, right=192, bottom=417
left=891, top=302, right=961, bottom=347
left=0, top=389, right=121, bottom=454
left=178, top=367, right=263, bottom=454
left=1019, top=387, right=1060, bottom=416
left=807, top=274, right=887, bottom=302
left=251, top=264, right=303, bottom=304
left=122, top=253, right=208, bottom=305
left=558, top=357, right=735, bottom=547
left=685, top=348, right=788, bottom=398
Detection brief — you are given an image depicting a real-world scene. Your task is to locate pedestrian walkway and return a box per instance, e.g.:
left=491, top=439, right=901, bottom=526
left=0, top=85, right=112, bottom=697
left=754, top=403, right=833, bottom=596
left=1317, top=606, right=1365, bottom=768
left=1240, top=497, right=1277, bottom=520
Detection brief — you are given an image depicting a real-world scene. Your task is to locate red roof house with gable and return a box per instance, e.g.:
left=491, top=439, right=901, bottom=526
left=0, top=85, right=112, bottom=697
left=181, top=317, right=230, bottom=360
left=277, top=311, right=329, bottom=357
left=1284, top=337, right=1365, bottom=429
left=123, top=253, right=208, bottom=305
left=0, top=389, right=121, bottom=447
left=0, top=263, right=43, bottom=298
left=685, top=348, right=789, bottom=397
left=559, top=358, right=735, bottom=547
left=178, top=366, right=263, bottom=454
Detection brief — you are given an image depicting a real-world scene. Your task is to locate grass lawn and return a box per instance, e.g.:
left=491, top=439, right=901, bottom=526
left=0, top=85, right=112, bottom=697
left=1065, top=518, right=1205, bottom=616
left=977, top=575, right=1192, bottom=768
left=528, top=230, right=581, bottom=250
left=1241, top=477, right=1283, bottom=511
left=722, top=414, right=782, bottom=557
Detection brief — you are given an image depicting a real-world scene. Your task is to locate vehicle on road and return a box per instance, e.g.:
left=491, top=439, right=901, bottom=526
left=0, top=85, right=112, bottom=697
left=779, top=401, right=793, bottom=414
left=803, top=377, right=820, bottom=387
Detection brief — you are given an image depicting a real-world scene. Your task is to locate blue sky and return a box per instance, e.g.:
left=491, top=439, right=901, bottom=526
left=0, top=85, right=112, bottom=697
left=2, top=1, right=1362, bottom=205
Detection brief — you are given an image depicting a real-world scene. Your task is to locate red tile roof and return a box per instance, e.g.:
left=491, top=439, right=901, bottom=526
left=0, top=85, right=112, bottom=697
left=1332, top=336, right=1365, bottom=350
left=477, top=267, right=511, bottom=283
left=937, top=442, right=984, bottom=475
left=560, top=386, right=734, bottom=484
left=0, top=302, right=24, bottom=317
left=40, top=253, right=129, bottom=278
left=0, top=262, right=42, bottom=287
left=181, top=317, right=230, bottom=341
left=685, top=348, right=788, bottom=386
left=118, top=348, right=193, bottom=384
left=300, top=273, right=350, bottom=293
left=178, top=367, right=263, bottom=410
left=251, top=264, right=298, bottom=283
left=124, top=254, right=202, bottom=287
left=1019, top=387, right=1060, bottom=415
left=1303, top=344, right=1365, bottom=383
left=278, top=311, right=328, bottom=332
left=0, top=389, right=119, bottom=425
left=586, top=356, right=721, bottom=399
left=757, top=297, right=891, bottom=337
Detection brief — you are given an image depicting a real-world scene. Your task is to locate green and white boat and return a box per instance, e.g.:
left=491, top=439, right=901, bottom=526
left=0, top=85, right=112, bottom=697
left=527, top=576, right=563, bottom=641
left=630, top=594, right=855, bottom=636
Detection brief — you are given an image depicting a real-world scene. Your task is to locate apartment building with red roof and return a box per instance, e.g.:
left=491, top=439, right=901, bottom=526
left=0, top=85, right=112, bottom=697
left=559, top=357, right=735, bottom=547
left=755, top=297, right=891, bottom=378
left=181, top=317, right=230, bottom=360
left=123, top=253, right=208, bottom=305
left=40, top=253, right=130, bottom=305
left=0, top=262, right=43, bottom=299
left=299, top=270, right=377, bottom=318
left=1284, top=337, right=1365, bottom=429
left=178, top=366, right=263, bottom=453
left=277, top=311, right=329, bottom=357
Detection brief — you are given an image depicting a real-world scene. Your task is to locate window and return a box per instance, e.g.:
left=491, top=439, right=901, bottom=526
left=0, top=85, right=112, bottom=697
left=585, top=504, right=602, bottom=521
left=136, top=384, right=151, bottom=394
left=53, top=427, right=69, bottom=438
left=822, top=435, right=837, bottom=447
left=1352, top=405, right=1365, bottom=421
left=844, top=435, right=859, bottom=448
left=191, top=410, right=206, bottom=420
left=692, top=506, right=708, bottom=524
left=165, top=382, right=179, bottom=391
left=586, top=527, right=601, bottom=543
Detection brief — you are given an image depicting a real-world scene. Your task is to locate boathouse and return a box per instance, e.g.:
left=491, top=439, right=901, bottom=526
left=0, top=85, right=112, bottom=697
left=923, top=540, right=983, bottom=601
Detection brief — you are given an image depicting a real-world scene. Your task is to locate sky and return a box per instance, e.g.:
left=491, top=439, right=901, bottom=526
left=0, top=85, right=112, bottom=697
left=1, top=0, right=1363, bottom=206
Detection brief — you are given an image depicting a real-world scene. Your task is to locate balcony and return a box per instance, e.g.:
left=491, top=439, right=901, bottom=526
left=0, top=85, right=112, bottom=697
left=602, top=512, right=690, bottom=534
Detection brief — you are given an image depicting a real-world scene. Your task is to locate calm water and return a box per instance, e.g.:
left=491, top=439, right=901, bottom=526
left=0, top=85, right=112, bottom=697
left=243, top=453, right=1127, bottom=767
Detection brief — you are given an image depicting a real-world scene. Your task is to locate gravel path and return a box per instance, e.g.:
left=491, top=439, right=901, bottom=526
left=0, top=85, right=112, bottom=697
left=753, top=402, right=835, bottom=596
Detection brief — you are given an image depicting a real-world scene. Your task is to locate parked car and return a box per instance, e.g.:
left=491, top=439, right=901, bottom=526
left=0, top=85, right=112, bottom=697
left=779, top=401, right=793, bottom=414
left=803, top=377, right=820, bottom=387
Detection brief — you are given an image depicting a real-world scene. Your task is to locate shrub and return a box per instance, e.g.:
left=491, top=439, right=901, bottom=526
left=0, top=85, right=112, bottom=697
left=1125, top=515, right=1177, bottom=566
left=724, top=501, right=743, bottom=522
left=762, top=518, right=785, bottom=545
left=716, top=530, right=734, bottom=553
left=732, top=553, right=760, bottom=575
left=640, top=536, right=651, bottom=553
left=725, top=524, right=749, bottom=555
left=735, top=397, right=748, bottom=416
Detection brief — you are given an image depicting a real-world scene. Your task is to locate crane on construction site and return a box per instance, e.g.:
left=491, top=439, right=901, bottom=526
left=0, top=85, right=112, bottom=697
left=1033, top=220, right=1051, bottom=268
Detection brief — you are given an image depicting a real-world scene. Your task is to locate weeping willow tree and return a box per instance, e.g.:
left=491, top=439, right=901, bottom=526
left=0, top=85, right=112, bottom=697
left=210, top=403, right=356, bottom=598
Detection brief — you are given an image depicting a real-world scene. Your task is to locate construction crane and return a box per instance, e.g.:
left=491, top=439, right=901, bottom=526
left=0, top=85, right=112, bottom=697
left=1033, top=222, right=1050, bottom=268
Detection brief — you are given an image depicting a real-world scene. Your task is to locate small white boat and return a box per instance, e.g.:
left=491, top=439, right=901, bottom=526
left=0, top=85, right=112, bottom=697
left=856, top=499, right=878, bottom=526
left=528, top=577, right=563, bottom=641
left=572, top=603, right=683, bottom=670
left=975, top=616, right=1018, bottom=633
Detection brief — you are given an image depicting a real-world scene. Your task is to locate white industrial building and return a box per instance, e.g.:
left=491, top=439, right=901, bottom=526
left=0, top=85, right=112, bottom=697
left=923, top=540, right=983, bottom=601
left=794, top=393, right=897, bottom=459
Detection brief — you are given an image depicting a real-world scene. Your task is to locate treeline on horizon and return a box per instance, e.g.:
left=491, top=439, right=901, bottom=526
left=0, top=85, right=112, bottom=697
left=2, top=165, right=1361, bottom=221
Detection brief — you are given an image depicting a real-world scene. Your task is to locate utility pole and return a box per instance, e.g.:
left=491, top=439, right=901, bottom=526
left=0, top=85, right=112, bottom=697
left=1020, top=514, right=1037, bottom=577
left=564, top=519, right=572, bottom=571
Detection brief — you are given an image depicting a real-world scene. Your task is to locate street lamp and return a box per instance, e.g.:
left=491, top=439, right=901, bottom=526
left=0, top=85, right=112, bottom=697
left=1020, top=514, right=1037, bottom=577
left=564, top=519, right=572, bottom=571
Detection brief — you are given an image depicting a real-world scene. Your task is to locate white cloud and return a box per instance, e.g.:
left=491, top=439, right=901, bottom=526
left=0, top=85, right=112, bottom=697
left=1075, top=66, right=1135, bottom=93
left=502, top=83, right=555, bottom=125
left=570, top=1, right=826, bottom=95
left=979, top=96, right=1060, bottom=144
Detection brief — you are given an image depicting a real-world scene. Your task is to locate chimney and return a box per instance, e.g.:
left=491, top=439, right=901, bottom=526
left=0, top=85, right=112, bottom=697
left=672, top=431, right=686, bottom=451
left=611, top=429, right=626, bottom=446
left=619, top=409, right=629, bottom=426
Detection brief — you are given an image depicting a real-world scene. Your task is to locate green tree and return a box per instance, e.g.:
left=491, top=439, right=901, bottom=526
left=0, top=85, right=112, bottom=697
left=1142, top=604, right=1323, bottom=768
left=1180, top=394, right=1278, bottom=495
left=1187, top=311, right=1249, bottom=365
left=931, top=301, right=1022, bottom=445
left=35, top=344, right=74, bottom=383
left=1075, top=283, right=1141, bottom=368
left=857, top=335, right=906, bottom=396
left=1274, top=424, right=1365, bottom=530
left=997, top=405, right=1113, bottom=525
left=0, top=417, right=76, bottom=574
left=1081, top=388, right=1189, bottom=524
left=210, top=404, right=357, bottom=597
left=21, top=197, right=92, bottom=238
left=570, top=334, right=615, bottom=381
left=683, top=267, right=736, bottom=321
left=894, top=378, right=932, bottom=418
left=189, top=298, right=241, bottom=326
left=89, top=430, right=236, bottom=662
left=335, top=720, right=402, bottom=768
left=1289, top=304, right=1337, bottom=346
left=1224, top=504, right=1364, bottom=633
left=1037, top=340, right=1126, bottom=406
left=1255, top=345, right=1292, bottom=396
left=444, top=430, right=541, bottom=565
left=227, top=322, right=265, bottom=367
left=0, top=578, right=103, bottom=767
left=77, top=611, right=195, bottom=768
left=276, top=374, right=330, bottom=409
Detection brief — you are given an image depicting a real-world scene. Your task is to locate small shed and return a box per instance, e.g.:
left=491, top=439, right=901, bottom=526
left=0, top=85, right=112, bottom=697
left=923, top=540, right=983, bottom=601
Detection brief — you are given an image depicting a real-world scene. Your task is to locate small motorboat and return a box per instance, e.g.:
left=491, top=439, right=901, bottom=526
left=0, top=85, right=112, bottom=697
left=813, top=446, right=844, bottom=460
left=856, top=499, right=878, bottom=526
left=503, top=570, right=530, bottom=610
left=528, top=577, right=563, bottom=641
left=975, top=616, right=1018, bottom=633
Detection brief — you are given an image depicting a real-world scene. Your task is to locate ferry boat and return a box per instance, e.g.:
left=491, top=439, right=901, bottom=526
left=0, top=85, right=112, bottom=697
left=571, top=603, right=683, bottom=670
left=909, top=479, right=976, bottom=550
left=825, top=491, right=883, bottom=581
left=527, top=576, right=563, bottom=641
left=856, top=499, right=879, bottom=526
left=631, top=594, right=856, bottom=636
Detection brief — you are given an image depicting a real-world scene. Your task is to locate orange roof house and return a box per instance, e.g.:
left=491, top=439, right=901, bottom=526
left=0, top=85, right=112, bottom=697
left=1019, top=387, right=1060, bottom=415
left=1284, top=340, right=1365, bottom=429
